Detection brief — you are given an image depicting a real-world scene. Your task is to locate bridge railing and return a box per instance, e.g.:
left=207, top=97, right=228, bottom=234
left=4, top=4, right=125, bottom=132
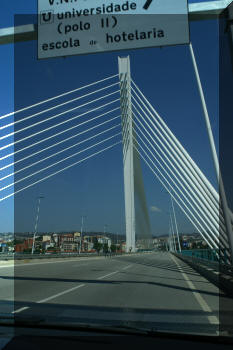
left=179, top=248, right=231, bottom=265
left=174, top=250, right=233, bottom=296
left=0, top=249, right=152, bottom=261
left=180, top=249, right=219, bottom=262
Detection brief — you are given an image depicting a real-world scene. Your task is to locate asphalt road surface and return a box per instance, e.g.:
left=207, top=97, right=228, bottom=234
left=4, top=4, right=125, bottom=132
left=0, top=252, right=232, bottom=335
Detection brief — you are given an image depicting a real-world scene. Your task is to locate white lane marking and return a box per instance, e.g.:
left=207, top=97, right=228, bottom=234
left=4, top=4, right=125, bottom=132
left=122, top=264, right=132, bottom=270
left=12, top=269, right=120, bottom=310
left=208, top=316, right=219, bottom=325
left=9, top=263, right=132, bottom=315
left=36, top=283, right=85, bottom=304
left=36, top=269, right=119, bottom=304
left=97, top=271, right=119, bottom=280
left=11, top=284, right=86, bottom=313
left=171, top=255, right=219, bottom=325
left=12, top=306, right=29, bottom=314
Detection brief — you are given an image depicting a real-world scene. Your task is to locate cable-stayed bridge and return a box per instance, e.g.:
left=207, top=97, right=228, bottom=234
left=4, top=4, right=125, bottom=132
left=1, top=0, right=233, bottom=336
left=0, top=57, right=233, bottom=263
left=1, top=54, right=233, bottom=267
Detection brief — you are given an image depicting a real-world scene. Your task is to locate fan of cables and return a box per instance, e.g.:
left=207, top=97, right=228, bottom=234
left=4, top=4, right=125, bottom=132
left=0, top=73, right=122, bottom=202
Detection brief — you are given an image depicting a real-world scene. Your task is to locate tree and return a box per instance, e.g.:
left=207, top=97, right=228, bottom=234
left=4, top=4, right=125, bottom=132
left=93, top=241, right=102, bottom=254
left=23, top=248, right=32, bottom=253
left=192, top=242, right=197, bottom=249
left=103, top=243, right=108, bottom=254
left=110, top=244, right=116, bottom=253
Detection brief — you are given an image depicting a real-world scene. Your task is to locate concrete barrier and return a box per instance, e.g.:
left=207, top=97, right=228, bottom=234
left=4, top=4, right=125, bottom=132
left=0, top=250, right=153, bottom=262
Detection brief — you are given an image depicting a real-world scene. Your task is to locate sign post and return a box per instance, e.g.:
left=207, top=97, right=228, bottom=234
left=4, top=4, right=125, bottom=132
left=38, top=0, right=189, bottom=59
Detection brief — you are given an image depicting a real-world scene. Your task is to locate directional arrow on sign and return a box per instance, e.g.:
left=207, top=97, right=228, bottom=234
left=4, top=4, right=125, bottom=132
left=143, top=0, right=153, bottom=10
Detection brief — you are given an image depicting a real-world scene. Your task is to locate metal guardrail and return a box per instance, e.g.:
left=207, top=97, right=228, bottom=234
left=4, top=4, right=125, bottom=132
left=175, top=252, right=219, bottom=270
left=180, top=249, right=219, bottom=262
left=0, top=254, right=14, bottom=260
left=0, top=252, right=102, bottom=261
left=177, top=250, right=233, bottom=276
left=0, top=250, right=151, bottom=261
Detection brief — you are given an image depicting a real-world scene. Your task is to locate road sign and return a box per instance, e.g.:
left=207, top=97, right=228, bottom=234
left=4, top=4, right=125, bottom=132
left=38, top=0, right=189, bottom=59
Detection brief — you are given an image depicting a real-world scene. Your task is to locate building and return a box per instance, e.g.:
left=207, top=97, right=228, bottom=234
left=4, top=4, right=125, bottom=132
left=121, top=242, right=126, bottom=252
left=51, top=233, right=59, bottom=245
left=82, top=236, right=94, bottom=252
left=96, top=236, right=111, bottom=247
left=59, top=233, right=74, bottom=246
left=42, top=241, right=55, bottom=251
left=15, top=238, right=33, bottom=252
left=42, top=235, right=51, bottom=242
left=58, top=233, right=79, bottom=252
left=0, top=243, right=8, bottom=253
left=74, top=232, right=81, bottom=241
left=62, top=242, right=78, bottom=252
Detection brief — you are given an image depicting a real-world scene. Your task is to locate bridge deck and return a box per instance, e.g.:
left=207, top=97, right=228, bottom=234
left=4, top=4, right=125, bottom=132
left=0, top=252, right=232, bottom=335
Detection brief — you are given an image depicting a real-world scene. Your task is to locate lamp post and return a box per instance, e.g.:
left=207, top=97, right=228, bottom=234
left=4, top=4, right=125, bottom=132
left=166, top=211, right=175, bottom=252
left=104, top=224, right=108, bottom=236
left=80, top=215, right=86, bottom=253
left=164, top=187, right=181, bottom=253
left=170, top=212, right=177, bottom=253
left=170, top=194, right=181, bottom=252
left=32, top=195, right=44, bottom=254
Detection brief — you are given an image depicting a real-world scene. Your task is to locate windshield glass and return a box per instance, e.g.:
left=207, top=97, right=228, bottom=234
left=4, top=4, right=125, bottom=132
left=0, top=0, right=233, bottom=339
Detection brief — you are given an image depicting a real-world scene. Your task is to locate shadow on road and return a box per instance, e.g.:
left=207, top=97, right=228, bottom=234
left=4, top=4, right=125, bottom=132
left=113, top=254, right=203, bottom=277
left=0, top=275, right=220, bottom=298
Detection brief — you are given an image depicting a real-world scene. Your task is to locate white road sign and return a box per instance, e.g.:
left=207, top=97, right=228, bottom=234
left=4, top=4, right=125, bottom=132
left=38, top=0, right=189, bottom=59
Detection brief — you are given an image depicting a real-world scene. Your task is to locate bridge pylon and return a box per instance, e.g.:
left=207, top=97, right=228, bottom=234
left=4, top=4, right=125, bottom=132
left=118, top=56, right=151, bottom=253
left=118, top=56, right=135, bottom=253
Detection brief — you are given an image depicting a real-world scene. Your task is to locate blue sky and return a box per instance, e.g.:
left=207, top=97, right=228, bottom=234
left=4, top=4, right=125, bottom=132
left=0, top=1, right=222, bottom=236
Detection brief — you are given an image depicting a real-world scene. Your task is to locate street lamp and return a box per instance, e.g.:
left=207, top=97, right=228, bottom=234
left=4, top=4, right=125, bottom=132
left=32, top=195, right=44, bottom=254
left=170, top=211, right=177, bottom=253
left=170, top=194, right=181, bottom=252
left=164, top=187, right=181, bottom=253
left=166, top=211, right=175, bottom=252
left=104, top=224, right=108, bottom=236
left=80, top=215, right=87, bottom=253
left=104, top=224, right=110, bottom=244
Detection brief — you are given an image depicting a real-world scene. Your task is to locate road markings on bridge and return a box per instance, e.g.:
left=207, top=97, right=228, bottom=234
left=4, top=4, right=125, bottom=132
left=12, top=306, right=29, bottom=314
left=11, top=284, right=86, bottom=313
left=171, top=255, right=219, bottom=325
left=97, top=271, right=119, bottom=280
left=11, top=267, right=128, bottom=314
left=9, top=262, right=135, bottom=315
left=36, top=283, right=86, bottom=304
left=10, top=270, right=120, bottom=313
